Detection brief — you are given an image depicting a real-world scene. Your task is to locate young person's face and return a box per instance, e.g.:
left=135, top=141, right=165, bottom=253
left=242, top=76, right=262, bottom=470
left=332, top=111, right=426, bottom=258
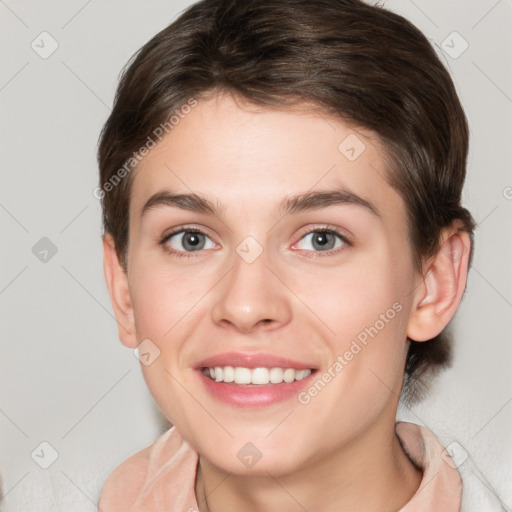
left=121, top=93, right=423, bottom=475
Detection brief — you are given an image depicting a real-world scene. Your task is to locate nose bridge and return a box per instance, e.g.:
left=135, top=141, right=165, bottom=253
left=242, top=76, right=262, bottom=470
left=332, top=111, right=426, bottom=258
left=210, top=238, right=291, bottom=332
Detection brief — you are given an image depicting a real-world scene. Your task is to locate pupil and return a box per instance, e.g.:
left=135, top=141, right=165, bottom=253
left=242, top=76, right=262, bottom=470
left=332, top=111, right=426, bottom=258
left=316, top=234, right=328, bottom=245
left=184, top=232, right=204, bottom=251
left=313, top=232, right=334, bottom=250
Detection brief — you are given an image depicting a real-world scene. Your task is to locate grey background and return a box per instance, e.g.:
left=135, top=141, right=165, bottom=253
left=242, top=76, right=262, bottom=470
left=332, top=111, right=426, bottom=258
left=0, top=0, right=511, bottom=510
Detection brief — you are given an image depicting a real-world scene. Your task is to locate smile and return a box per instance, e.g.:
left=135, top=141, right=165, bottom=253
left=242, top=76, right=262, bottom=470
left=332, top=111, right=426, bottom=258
left=201, top=366, right=313, bottom=385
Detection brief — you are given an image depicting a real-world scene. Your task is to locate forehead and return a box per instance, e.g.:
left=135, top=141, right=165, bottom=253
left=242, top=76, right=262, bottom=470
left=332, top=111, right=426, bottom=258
left=130, top=93, right=406, bottom=225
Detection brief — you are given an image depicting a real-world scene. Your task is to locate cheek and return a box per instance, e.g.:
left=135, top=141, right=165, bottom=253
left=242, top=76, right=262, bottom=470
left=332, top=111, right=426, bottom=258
left=296, top=251, right=413, bottom=394
left=128, top=266, right=206, bottom=423
left=289, top=275, right=409, bottom=457
left=129, top=263, right=208, bottom=341
left=296, top=254, right=410, bottom=341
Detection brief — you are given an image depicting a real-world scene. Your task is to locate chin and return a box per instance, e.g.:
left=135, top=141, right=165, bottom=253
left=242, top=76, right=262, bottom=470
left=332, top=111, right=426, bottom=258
left=200, top=446, right=306, bottom=477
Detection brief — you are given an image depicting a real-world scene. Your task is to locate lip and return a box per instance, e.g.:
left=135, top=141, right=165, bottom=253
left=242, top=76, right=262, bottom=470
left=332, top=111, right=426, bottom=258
left=196, top=352, right=315, bottom=370
left=195, top=352, right=317, bottom=408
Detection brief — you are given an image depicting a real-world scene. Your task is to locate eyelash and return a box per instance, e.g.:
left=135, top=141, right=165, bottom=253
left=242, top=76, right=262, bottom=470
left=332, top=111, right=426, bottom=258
left=159, top=225, right=352, bottom=259
left=159, top=226, right=212, bottom=259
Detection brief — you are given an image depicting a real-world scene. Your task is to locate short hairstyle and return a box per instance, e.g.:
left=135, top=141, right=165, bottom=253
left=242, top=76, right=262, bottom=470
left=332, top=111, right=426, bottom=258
left=97, top=0, right=475, bottom=403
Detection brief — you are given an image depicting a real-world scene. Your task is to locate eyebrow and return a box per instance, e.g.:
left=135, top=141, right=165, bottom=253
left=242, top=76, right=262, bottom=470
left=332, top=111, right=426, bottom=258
left=140, top=188, right=380, bottom=219
left=282, top=189, right=380, bottom=217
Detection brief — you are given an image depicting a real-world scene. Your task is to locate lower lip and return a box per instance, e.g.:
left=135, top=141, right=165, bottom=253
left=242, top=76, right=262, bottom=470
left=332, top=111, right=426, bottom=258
left=197, top=370, right=315, bottom=408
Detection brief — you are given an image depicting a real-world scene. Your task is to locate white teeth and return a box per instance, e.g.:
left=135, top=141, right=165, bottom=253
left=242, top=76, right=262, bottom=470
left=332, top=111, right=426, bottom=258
left=234, top=367, right=251, bottom=384
left=202, top=366, right=312, bottom=385
left=223, top=366, right=235, bottom=383
left=251, top=367, right=270, bottom=385
left=283, top=368, right=296, bottom=383
left=269, top=367, right=284, bottom=383
left=294, top=369, right=308, bottom=380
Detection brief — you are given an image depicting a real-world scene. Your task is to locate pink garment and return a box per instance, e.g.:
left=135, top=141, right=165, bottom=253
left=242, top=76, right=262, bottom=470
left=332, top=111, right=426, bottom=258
left=98, top=421, right=462, bottom=511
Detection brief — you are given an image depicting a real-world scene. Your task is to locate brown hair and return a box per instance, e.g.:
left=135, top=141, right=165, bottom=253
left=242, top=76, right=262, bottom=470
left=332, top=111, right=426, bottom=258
left=97, top=0, right=475, bottom=402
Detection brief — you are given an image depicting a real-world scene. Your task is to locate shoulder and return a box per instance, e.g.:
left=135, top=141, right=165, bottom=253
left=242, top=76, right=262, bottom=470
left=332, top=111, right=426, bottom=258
left=98, top=445, right=152, bottom=511
left=396, top=421, right=507, bottom=512
left=98, top=426, right=198, bottom=512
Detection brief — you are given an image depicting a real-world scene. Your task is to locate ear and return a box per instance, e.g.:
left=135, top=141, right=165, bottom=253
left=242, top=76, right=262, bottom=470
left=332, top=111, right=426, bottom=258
left=103, top=234, right=138, bottom=348
left=407, top=227, right=472, bottom=342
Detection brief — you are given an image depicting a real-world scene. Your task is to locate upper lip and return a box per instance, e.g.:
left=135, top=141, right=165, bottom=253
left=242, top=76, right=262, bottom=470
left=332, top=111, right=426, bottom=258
left=196, top=352, right=316, bottom=370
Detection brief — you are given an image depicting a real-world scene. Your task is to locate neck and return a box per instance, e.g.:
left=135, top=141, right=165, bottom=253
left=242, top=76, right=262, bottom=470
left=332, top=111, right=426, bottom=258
left=195, top=418, right=422, bottom=512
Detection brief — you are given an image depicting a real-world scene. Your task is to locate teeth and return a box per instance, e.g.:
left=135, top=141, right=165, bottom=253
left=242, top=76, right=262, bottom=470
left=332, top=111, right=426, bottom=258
left=269, top=367, right=284, bottom=383
left=283, top=368, right=295, bottom=383
left=252, top=367, right=269, bottom=385
left=202, top=366, right=312, bottom=385
left=223, top=366, right=235, bottom=383
left=235, top=367, right=251, bottom=384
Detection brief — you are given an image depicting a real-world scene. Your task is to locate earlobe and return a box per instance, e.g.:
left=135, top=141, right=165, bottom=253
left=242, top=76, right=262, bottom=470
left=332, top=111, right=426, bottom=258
left=407, top=229, right=471, bottom=342
left=103, top=234, right=138, bottom=348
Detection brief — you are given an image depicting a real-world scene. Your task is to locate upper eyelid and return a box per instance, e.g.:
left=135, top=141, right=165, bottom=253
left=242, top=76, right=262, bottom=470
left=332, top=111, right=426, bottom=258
left=160, top=224, right=213, bottom=243
left=295, top=224, right=349, bottom=237
left=293, top=224, right=352, bottom=246
left=292, top=228, right=350, bottom=250
left=160, top=224, right=351, bottom=249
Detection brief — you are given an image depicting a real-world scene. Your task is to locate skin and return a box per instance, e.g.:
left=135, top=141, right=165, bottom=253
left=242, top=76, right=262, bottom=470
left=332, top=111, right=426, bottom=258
left=103, top=91, right=471, bottom=511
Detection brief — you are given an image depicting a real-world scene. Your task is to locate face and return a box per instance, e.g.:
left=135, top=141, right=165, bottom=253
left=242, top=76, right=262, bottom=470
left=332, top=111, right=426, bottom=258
left=123, top=92, right=420, bottom=476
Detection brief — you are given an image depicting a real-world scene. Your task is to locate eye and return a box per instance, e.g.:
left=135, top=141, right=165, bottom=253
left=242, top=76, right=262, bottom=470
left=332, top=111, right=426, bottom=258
left=293, top=228, right=348, bottom=253
left=161, top=228, right=216, bottom=254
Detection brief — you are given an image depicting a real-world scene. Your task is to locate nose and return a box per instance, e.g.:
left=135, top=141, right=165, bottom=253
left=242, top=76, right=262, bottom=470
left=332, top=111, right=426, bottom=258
left=210, top=247, right=292, bottom=334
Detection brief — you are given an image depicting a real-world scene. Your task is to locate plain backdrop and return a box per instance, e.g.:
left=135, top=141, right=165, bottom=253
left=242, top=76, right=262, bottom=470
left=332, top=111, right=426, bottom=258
left=1, top=0, right=511, bottom=510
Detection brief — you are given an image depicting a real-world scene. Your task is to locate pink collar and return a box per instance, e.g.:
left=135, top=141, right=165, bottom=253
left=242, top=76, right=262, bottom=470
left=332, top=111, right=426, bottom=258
left=99, top=421, right=462, bottom=511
